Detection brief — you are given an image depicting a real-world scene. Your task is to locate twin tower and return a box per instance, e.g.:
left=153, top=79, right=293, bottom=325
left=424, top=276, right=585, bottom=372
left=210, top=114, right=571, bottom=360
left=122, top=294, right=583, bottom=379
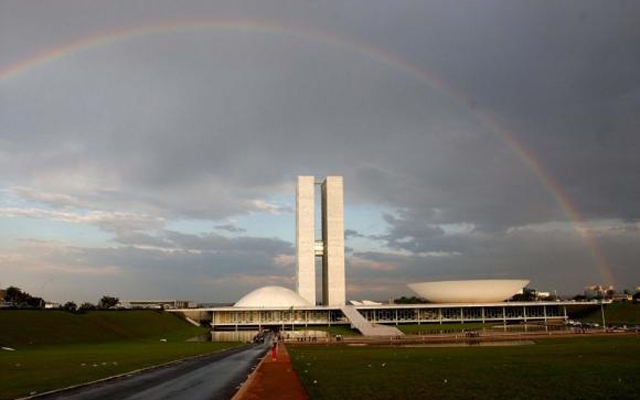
left=296, top=176, right=346, bottom=306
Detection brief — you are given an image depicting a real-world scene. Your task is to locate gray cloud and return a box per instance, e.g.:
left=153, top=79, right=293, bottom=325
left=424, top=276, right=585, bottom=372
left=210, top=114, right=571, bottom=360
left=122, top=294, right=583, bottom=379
left=215, top=223, right=246, bottom=233
left=3, top=6, right=638, bottom=225
left=343, top=230, right=360, bottom=241
left=1, top=0, right=639, bottom=300
left=2, top=231, right=295, bottom=303
left=0, top=205, right=166, bottom=234
left=348, top=221, right=640, bottom=298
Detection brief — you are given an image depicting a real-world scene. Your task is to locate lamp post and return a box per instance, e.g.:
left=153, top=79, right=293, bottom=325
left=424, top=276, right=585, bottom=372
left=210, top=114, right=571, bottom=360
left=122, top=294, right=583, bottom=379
left=600, top=300, right=606, bottom=331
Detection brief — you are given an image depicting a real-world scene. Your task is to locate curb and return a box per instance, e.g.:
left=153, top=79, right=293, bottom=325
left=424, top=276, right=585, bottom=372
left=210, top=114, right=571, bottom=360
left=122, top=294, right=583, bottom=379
left=16, top=346, right=243, bottom=400
left=230, top=347, right=270, bottom=400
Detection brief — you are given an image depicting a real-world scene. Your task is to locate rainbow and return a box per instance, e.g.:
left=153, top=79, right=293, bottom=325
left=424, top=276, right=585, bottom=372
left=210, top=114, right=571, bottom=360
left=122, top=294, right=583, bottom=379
left=0, top=18, right=615, bottom=285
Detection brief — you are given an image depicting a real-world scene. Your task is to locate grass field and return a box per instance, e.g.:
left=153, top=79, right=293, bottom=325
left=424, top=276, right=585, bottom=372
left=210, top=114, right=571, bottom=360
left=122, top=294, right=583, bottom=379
left=0, top=310, right=206, bottom=346
left=0, top=310, right=240, bottom=399
left=397, top=322, right=494, bottom=334
left=577, top=302, right=640, bottom=326
left=0, top=341, right=237, bottom=399
left=295, top=325, right=361, bottom=336
left=289, top=336, right=640, bottom=400
left=298, top=323, right=494, bottom=336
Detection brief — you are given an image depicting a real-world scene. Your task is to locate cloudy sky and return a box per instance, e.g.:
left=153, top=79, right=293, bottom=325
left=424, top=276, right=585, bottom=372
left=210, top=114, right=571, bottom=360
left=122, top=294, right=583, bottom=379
left=1, top=1, right=639, bottom=304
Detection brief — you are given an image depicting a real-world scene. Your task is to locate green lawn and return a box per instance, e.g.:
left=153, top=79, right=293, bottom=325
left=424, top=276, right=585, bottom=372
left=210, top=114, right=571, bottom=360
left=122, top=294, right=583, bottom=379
left=295, top=325, right=361, bottom=336
left=0, top=310, right=206, bottom=346
left=397, top=322, right=495, bottom=334
left=289, top=336, right=640, bottom=400
left=0, top=341, right=238, bottom=399
left=576, top=302, right=640, bottom=326
left=0, top=310, right=241, bottom=399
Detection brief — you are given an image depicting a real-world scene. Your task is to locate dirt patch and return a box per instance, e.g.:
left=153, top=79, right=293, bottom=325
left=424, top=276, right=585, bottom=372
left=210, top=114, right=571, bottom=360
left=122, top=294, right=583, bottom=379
left=234, top=344, right=308, bottom=400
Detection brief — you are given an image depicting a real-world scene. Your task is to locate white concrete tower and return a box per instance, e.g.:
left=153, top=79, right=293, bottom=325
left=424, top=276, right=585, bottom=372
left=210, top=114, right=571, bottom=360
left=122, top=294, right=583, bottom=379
left=296, top=176, right=316, bottom=305
left=321, top=176, right=346, bottom=306
left=296, top=175, right=346, bottom=306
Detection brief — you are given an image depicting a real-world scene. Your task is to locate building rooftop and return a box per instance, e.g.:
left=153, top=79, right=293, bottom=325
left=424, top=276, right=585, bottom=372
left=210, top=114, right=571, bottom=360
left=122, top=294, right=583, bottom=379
left=408, top=279, right=530, bottom=303
left=234, top=286, right=312, bottom=308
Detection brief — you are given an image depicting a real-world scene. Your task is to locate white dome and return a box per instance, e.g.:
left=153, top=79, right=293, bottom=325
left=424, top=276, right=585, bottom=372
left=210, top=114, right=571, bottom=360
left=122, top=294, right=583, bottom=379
left=234, top=286, right=312, bottom=308
left=408, top=279, right=530, bottom=303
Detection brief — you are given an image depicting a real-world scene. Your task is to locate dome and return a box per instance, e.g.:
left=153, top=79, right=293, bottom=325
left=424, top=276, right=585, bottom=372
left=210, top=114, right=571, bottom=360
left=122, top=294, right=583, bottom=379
left=408, top=279, right=530, bottom=303
left=234, top=286, right=312, bottom=308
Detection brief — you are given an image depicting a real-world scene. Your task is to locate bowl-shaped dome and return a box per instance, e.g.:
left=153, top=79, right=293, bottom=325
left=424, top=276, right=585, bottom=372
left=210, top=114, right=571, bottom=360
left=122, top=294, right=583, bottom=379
left=408, top=279, right=530, bottom=303
left=234, top=286, right=312, bottom=308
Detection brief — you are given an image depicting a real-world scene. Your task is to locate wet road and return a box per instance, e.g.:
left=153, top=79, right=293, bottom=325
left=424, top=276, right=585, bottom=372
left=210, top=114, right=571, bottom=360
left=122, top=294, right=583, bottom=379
left=38, top=343, right=270, bottom=400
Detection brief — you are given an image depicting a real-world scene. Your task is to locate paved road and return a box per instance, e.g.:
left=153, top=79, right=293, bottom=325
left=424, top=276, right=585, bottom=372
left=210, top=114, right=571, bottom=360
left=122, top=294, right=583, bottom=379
left=37, top=343, right=270, bottom=400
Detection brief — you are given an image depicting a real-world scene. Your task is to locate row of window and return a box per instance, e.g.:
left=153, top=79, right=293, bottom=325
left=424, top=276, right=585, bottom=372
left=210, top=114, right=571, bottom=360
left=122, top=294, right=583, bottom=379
left=361, top=306, right=564, bottom=322
left=213, top=310, right=341, bottom=324
left=212, top=306, right=566, bottom=325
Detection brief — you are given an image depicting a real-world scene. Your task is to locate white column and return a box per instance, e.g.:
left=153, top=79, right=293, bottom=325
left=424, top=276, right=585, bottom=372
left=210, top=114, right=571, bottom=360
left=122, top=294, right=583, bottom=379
left=321, top=176, right=346, bottom=306
left=296, top=176, right=316, bottom=305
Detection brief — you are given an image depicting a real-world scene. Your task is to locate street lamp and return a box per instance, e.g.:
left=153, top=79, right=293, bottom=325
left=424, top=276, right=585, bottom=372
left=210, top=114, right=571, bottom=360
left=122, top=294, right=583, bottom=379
left=600, top=300, right=607, bottom=331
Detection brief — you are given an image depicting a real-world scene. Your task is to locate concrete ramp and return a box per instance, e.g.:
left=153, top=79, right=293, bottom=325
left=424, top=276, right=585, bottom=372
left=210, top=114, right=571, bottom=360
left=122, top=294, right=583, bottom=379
left=340, top=305, right=404, bottom=337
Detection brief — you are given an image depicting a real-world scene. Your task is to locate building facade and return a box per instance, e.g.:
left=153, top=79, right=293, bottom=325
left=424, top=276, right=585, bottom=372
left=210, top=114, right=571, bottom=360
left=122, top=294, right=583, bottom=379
left=296, top=176, right=346, bottom=306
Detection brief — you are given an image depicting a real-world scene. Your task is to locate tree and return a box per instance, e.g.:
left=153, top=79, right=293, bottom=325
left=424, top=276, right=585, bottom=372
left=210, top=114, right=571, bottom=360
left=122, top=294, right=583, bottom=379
left=395, top=296, right=429, bottom=304
left=4, top=286, right=44, bottom=308
left=510, top=288, right=537, bottom=302
left=5, top=286, right=28, bottom=304
left=98, top=296, right=119, bottom=309
left=4, top=286, right=22, bottom=301
left=26, top=296, right=44, bottom=308
left=63, top=301, right=77, bottom=313
left=78, top=302, right=96, bottom=312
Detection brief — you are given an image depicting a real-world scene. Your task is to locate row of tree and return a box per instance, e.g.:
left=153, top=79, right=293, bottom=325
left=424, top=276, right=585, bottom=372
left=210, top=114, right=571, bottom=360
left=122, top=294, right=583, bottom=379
left=2, top=287, right=119, bottom=311
left=61, top=296, right=120, bottom=312
left=394, top=296, right=429, bottom=304
left=2, top=286, right=44, bottom=308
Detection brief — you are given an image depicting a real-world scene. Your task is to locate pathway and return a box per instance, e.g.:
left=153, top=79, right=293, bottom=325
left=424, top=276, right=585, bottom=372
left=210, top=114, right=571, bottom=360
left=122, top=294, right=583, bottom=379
left=234, top=343, right=308, bottom=400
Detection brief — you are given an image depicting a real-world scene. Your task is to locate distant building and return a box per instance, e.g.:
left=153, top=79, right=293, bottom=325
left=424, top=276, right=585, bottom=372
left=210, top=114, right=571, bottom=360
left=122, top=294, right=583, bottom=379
left=119, top=300, right=197, bottom=309
left=45, top=302, right=62, bottom=309
left=611, top=293, right=632, bottom=302
left=584, top=285, right=614, bottom=300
